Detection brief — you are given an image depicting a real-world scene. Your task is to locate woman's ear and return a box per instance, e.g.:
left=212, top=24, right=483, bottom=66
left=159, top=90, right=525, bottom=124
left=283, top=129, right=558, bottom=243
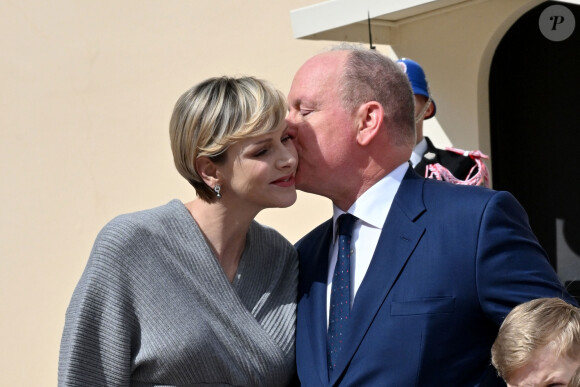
left=356, top=101, right=384, bottom=146
left=195, top=156, right=219, bottom=187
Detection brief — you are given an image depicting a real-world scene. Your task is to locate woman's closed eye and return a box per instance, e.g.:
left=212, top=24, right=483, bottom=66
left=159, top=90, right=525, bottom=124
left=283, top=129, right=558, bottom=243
left=253, top=147, right=269, bottom=157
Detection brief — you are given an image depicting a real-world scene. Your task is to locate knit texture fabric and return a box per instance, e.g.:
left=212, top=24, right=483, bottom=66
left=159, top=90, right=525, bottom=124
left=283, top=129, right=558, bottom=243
left=58, top=200, right=298, bottom=386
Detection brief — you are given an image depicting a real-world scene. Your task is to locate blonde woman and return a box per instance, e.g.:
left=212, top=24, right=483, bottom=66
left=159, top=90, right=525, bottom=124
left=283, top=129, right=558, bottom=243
left=59, top=76, right=299, bottom=386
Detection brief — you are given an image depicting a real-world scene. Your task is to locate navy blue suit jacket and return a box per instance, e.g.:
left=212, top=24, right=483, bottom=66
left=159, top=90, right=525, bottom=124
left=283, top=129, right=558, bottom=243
left=295, top=167, right=576, bottom=386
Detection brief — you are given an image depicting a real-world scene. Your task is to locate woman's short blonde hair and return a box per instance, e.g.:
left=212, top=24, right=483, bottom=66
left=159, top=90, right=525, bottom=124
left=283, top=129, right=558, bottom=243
left=569, top=366, right=580, bottom=387
left=169, top=76, right=287, bottom=202
left=491, top=297, right=580, bottom=381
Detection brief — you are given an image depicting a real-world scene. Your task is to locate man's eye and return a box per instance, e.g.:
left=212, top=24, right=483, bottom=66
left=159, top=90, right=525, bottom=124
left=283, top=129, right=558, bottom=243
left=300, top=109, right=312, bottom=116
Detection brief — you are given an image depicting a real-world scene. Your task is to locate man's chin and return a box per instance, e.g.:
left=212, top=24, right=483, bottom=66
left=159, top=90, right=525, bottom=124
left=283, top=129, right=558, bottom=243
left=296, top=182, right=316, bottom=195
left=294, top=175, right=308, bottom=192
left=295, top=173, right=322, bottom=195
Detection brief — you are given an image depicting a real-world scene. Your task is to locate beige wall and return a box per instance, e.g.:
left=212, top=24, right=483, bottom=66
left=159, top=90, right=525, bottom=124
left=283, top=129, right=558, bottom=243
left=0, top=1, right=340, bottom=384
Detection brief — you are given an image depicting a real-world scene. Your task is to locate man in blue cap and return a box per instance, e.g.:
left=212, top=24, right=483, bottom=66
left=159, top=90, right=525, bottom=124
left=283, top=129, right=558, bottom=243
left=397, top=58, right=487, bottom=186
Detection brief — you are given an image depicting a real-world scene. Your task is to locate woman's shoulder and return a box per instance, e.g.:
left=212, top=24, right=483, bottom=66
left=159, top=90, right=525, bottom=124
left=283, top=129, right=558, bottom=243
left=93, top=200, right=187, bottom=257
left=249, top=221, right=296, bottom=254
left=102, top=199, right=185, bottom=232
left=106, top=199, right=183, bottom=226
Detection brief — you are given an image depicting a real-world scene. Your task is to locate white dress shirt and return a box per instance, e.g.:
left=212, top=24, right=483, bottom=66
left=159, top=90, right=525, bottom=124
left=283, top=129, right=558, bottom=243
left=410, top=137, right=428, bottom=168
left=327, top=162, right=409, bottom=324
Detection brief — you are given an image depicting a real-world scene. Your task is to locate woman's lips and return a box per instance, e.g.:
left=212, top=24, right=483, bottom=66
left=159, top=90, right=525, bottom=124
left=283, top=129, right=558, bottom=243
left=271, top=174, right=296, bottom=187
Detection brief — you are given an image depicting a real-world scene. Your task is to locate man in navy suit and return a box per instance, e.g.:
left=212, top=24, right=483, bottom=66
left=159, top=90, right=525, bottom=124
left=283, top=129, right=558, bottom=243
left=285, top=45, right=576, bottom=386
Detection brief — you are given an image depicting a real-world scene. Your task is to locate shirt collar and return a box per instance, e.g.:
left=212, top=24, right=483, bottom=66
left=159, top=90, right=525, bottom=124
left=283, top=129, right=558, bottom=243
left=411, top=137, right=428, bottom=167
left=332, top=161, right=409, bottom=234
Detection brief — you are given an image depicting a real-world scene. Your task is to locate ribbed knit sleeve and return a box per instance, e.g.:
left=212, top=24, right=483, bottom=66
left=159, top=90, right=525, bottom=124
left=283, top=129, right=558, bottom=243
left=59, top=216, right=141, bottom=386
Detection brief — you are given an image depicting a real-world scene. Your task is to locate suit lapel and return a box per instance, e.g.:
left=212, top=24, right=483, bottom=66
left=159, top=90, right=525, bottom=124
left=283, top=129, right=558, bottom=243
left=297, top=220, right=333, bottom=386
left=329, top=169, right=427, bottom=385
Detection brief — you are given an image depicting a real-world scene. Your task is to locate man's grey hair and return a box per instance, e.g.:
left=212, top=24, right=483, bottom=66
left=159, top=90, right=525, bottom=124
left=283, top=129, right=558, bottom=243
left=330, top=43, right=416, bottom=147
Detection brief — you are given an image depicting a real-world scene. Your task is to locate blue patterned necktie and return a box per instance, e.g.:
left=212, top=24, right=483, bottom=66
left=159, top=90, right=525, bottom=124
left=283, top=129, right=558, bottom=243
left=327, top=213, right=358, bottom=375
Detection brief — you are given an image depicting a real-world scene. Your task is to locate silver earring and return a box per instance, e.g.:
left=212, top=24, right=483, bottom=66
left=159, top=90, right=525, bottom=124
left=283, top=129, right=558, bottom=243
left=214, top=184, right=222, bottom=199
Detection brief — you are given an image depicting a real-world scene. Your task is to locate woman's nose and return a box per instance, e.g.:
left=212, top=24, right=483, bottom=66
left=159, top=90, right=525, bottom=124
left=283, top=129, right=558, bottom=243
left=277, top=145, right=298, bottom=170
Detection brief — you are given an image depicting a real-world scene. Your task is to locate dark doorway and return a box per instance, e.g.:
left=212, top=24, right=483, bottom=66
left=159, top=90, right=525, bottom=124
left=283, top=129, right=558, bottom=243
left=489, top=1, right=580, bottom=298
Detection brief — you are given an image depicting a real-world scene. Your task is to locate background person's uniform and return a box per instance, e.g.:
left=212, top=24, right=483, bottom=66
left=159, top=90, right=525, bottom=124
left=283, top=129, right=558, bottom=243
left=399, top=58, right=488, bottom=186
left=412, top=136, right=479, bottom=180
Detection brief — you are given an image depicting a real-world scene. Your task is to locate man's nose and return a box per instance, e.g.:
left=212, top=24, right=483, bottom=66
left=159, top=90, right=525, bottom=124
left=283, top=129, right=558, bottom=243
left=285, top=110, right=297, bottom=126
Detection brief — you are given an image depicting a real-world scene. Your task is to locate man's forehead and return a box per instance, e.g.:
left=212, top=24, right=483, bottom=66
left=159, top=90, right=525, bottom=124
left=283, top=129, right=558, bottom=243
left=294, top=55, right=343, bottom=86
left=305, top=51, right=347, bottom=70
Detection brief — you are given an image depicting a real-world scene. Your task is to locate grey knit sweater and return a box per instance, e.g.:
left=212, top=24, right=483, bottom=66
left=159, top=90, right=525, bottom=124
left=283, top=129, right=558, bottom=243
left=58, top=200, right=298, bottom=386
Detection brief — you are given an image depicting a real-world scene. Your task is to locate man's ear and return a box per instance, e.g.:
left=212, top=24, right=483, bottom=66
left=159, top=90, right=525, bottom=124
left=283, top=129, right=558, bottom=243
left=195, top=156, right=219, bottom=187
left=356, top=101, right=384, bottom=146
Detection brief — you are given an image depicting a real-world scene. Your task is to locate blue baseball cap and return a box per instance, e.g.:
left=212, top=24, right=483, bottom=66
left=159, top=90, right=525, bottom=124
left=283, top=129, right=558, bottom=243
left=397, top=58, right=436, bottom=119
